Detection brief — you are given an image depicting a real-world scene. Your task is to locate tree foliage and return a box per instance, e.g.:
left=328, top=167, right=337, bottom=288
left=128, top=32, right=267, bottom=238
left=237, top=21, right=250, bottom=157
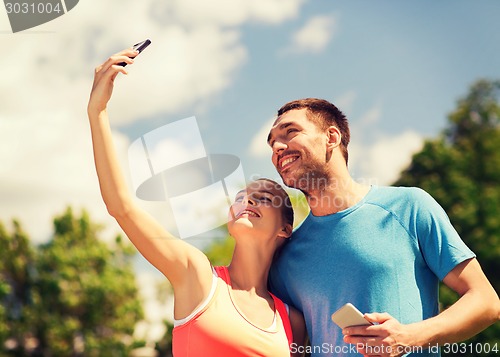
left=0, top=220, right=37, bottom=356
left=394, top=79, right=500, bottom=355
left=0, top=208, right=143, bottom=357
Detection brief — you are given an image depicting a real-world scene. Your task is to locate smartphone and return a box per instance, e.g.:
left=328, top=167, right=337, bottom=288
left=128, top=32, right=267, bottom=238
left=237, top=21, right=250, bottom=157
left=331, top=303, right=372, bottom=329
left=118, top=39, right=151, bottom=67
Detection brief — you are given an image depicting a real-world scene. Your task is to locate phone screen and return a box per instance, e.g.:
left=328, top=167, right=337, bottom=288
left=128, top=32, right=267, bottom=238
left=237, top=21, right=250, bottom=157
left=132, top=39, right=151, bottom=53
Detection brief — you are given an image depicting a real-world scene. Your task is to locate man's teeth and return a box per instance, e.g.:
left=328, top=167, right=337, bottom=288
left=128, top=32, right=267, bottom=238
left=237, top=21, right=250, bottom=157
left=281, top=157, right=296, bottom=168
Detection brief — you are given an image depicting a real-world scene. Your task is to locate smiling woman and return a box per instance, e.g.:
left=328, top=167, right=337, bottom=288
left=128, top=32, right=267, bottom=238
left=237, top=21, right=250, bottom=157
left=228, top=179, right=294, bottom=245
left=87, top=48, right=306, bottom=356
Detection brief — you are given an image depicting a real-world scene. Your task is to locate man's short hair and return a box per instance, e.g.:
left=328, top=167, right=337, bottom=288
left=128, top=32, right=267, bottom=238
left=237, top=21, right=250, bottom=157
left=277, top=98, right=350, bottom=164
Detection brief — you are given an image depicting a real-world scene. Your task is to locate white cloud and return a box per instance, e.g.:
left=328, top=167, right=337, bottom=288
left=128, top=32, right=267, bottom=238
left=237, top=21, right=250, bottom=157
left=288, top=14, right=336, bottom=54
left=249, top=116, right=276, bottom=157
left=162, top=0, right=304, bottom=27
left=347, top=104, right=424, bottom=185
left=358, top=105, right=382, bottom=126
left=332, top=91, right=357, bottom=114
left=0, top=109, right=129, bottom=243
left=350, top=130, right=424, bottom=186
left=0, top=0, right=306, bottom=243
left=0, top=0, right=304, bottom=125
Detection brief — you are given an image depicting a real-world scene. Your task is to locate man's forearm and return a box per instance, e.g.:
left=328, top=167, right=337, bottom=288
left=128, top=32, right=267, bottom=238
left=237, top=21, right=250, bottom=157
left=409, top=284, right=499, bottom=347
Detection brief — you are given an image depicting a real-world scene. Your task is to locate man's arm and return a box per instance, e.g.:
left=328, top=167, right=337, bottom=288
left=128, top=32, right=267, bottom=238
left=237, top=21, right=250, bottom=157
left=413, top=258, right=499, bottom=345
left=289, top=307, right=307, bottom=357
left=343, top=258, right=499, bottom=356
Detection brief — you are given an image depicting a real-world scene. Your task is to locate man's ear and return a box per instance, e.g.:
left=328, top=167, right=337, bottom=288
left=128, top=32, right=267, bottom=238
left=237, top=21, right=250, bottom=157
left=326, top=126, right=342, bottom=149
left=278, top=223, right=293, bottom=239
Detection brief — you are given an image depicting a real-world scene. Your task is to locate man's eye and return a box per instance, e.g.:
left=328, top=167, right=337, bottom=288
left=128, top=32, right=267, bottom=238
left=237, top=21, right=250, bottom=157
left=286, top=128, right=297, bottom=135
left=235, top=196, right=244, bottom=202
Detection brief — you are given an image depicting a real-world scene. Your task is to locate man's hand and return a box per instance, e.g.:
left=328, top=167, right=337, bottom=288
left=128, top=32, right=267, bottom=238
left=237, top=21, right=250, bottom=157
left=342, top=312, right=413, bottom=357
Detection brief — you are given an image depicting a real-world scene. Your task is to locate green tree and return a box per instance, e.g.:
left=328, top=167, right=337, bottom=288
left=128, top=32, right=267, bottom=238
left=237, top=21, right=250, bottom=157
left=0, top=208, right=144, bottom=357
left=34, top=208, right=143, bottom=357
left=395, top=79, right=500, bottom=355
left=204, top=233, right=235, bottom=267
left=154, top=320, right=173, bottom=357
left=0, top=220, right=37, bottom=356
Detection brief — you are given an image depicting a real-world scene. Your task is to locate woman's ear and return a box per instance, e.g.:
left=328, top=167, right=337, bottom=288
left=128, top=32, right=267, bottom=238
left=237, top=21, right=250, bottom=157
left=278, top=223, right=293, bottom=239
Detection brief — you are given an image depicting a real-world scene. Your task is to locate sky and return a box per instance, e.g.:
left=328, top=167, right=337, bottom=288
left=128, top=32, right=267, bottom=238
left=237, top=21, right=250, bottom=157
left=1, top=0, right=500, bottom=342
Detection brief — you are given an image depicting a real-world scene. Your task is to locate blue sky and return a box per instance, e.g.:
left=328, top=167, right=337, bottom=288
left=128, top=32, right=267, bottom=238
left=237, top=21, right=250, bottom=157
left=210, top=0, right=500, bottom=178
left=115, top=0, right=500, bottom=185
left=1, top=0, right=499, bottom=340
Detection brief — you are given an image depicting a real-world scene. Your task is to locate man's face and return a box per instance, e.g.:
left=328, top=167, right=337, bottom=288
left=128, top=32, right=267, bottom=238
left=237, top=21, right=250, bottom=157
left=267, top=109, right=329, bottom=191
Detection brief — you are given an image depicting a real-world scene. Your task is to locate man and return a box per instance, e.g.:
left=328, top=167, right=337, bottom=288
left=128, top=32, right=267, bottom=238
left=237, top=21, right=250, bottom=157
left=267, top=98, right=499, bottom=356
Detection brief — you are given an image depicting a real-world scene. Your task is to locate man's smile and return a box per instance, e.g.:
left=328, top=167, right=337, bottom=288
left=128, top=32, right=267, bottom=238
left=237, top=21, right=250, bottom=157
left=278, top=153, right=300, bottom=172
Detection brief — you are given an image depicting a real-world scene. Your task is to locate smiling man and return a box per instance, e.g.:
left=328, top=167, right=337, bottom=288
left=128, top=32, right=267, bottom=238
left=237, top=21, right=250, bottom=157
left=267, top=98, right=500, bottom=357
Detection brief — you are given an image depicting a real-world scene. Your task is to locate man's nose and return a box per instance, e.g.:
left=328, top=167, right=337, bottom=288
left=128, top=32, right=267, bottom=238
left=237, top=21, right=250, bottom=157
left=272, top=140, right=287, bottom=155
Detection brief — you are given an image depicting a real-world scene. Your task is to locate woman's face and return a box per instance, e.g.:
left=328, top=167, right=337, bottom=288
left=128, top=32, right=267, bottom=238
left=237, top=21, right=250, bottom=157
left=227, top=180, right=289, bottom=240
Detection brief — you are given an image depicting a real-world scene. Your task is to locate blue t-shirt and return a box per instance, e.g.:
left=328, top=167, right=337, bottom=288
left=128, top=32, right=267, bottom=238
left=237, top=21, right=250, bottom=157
left=269, top=186, right=475, bottom=357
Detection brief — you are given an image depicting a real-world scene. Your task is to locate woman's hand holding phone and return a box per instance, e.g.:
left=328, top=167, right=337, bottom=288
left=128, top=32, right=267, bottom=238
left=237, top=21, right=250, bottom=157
left=88, top=39, right=150, bottom=115
left=118, top=39, right=151, bottom=66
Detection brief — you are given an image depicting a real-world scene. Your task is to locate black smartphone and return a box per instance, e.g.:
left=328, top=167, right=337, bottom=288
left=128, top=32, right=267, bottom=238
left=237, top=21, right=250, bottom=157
left=118, top=39, right=151, bottom=67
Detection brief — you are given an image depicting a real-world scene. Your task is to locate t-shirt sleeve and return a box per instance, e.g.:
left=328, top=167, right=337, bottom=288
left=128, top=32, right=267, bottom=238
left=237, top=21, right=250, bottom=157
left=409, top=188, right=475, bottom=281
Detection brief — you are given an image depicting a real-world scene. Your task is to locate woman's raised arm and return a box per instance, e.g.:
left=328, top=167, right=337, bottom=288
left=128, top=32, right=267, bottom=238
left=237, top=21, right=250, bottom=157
left=87, top=49, right=212, bottom=317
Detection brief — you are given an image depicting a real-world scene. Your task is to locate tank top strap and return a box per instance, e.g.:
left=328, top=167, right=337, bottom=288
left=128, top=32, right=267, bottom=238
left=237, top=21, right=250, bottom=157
left=270, top=293, right=293, bottom=347
left=214, top=266, right=230, bottom=284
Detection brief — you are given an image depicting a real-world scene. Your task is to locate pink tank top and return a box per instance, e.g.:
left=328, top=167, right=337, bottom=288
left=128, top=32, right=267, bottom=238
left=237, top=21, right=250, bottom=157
left=172, top=266, right=293, bottom=356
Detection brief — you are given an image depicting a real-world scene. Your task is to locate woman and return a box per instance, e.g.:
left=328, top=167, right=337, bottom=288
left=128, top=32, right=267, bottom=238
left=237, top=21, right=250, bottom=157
left=87, top=48, right=306, bottom=356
